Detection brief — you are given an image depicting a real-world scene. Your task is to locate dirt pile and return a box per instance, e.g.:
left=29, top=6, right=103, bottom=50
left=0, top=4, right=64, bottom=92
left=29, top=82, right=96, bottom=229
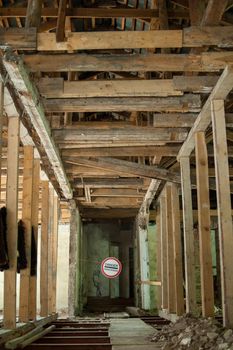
left=151, top=315, right=233, bottom=349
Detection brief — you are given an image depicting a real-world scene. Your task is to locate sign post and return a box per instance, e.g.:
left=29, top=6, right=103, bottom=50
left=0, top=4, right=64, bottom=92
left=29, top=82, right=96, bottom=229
left=101, top=257, right=122, bottom=279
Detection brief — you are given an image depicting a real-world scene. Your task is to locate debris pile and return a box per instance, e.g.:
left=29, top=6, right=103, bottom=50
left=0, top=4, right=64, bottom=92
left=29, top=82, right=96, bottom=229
left=151, top=315, right=233, bottom=349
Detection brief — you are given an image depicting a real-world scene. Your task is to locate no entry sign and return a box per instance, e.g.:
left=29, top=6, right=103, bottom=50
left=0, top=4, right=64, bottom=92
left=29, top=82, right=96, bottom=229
left=101, top=257, right=122, bottom=279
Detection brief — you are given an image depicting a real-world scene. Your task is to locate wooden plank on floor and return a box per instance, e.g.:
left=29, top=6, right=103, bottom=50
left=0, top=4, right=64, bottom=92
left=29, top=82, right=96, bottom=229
left=19, top=146, right=34, bottom=322
left=40, top=181, right=49, bottom=317
left=4, top=116, right=20, bottom=329
left=180, top=156, right=196, bottom=314
left=171, top=183, right=185, bottom=316
left=195, top=131, right=214, bottom=317
left=211, top=99, right=233, bottom=328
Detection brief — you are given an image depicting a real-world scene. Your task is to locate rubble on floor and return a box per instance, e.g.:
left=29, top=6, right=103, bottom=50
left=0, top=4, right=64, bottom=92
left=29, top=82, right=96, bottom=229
left=151, top=314, right=233, bottom=350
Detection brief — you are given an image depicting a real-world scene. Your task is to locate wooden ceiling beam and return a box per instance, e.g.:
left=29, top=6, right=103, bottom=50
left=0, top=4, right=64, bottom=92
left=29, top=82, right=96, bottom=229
left=61, top=145, right=181, bottom=157
left=2, top=51, right=72, bottom=199
left=0, top=8, right=189, bottom=19
left=64, top=157, right=181, bottom=184
left=73, top=178, right=149, bottom=189
left=38, top=78, right=183, bottom=98
left=45, top=95, right=201, bottom=113
left=54, top=127, right=189, bottom=142
left=178, top=65, right=233, bottom=159
left=36, top=27, right=233, bottom=51
left=79, top=208, right=138, bottom=219
left=23, top=52, right=233, bottom=72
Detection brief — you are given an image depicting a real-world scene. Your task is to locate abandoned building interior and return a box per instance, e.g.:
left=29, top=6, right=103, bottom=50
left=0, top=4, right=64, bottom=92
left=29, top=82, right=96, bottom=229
left=1, top=0, right=233, bottom=349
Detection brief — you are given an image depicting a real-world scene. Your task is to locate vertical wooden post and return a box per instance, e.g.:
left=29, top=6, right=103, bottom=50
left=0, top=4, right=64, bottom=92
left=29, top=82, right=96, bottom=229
left=156, top=206, right=162, bottom=310
left=160, top=194, right=168, bottom=310
left=68, top=200, right=78, bottom=317
left=40, top=181, right=49, bottom=317
left=4, top=116, right=20, bottom=329
left=138, top=216, right=150, bottom=310
left=0, top=83, right=3, bottom=195
left=165, top=184, right=176, bottom=313
left=48, top=187, right=54, bottom=314
left=28, top=158, right=40, bottom=320
left=195, top=131, right=214, bottom=317
left=211, top=99, right=233, bottom=328
left=171, top=183, right=185, bottom=316
left=25, top=0, right=42, bottom=28
left=180, top=156, right=196, bottom=314
left=19, top=146, right=34, bottom=322
left=51, top=195, right=59, bottom=313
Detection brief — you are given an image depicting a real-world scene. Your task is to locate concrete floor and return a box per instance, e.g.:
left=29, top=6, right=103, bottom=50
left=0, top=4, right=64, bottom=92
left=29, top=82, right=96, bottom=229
left=110, top=318, right=162, bottom=350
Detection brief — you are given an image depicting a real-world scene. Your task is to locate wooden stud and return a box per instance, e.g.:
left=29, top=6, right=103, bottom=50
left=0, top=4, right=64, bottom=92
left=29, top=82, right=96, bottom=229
left=180, top=156, right=196, bottom=314
left=52, top=195, right=59, bottom=313
left=56, top=0, right=67, bottom=42
left=40, top=181, right=49, bottom=317
left=160, top=194, right=168, bottom=310
left=195, top=131, right=214, bottom=317
left=19, top=146, right=34, bottom=322
left=211, top=99, right=233, bottom=328
left=48, top=187, right=54, bottom=315
left=0, top=82, right=3, bottom=198
left=165, top=184, right=176, bottom=313
left=4, top=116, right=20, bottom=329
left=171, top=183, right=185, bottom=316
left=156, top=207, right=162, bottom=310
left=28, top=159, right=40, bottom=320
left=25, top=0, right=42, bottom=28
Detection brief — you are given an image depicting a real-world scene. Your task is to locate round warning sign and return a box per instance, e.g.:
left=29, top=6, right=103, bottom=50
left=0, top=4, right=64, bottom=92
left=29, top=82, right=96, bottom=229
left=101, top=257, right=122, bottom=279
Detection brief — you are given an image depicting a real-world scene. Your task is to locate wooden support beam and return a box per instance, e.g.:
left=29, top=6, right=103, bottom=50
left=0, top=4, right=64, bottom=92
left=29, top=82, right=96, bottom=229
left=25, top=0, right=42, bottom=28
left=56, top=0, right=67, bottom=42
left=19, top=146, right=34, bottom=322
left=24, top=52, right=233, bottom=73
left=38, top=78, right=183, bottom=98
left=64, top=157, right=181, bottom=184
left=73, top=178, right=148, bottom=189
left=62, top=145, right=181, bottom=158
left=48, top=187, right=54, bottom=315
left=195, top=132, right=214, bottom=317
left=211, top=99, right=233, bottom=328
left=35, top=27, right=233, bottom=51
left=55, top=127, right=188, bottom=143
left=178, top=65, right=233, bottom=159
left=51, top=195, right=59, bottom=313
left=40, top=181, right=49, bottom=317
left=180, top=157, right=196, bottom=314
left=0, top=82, right=3, bottom=198
left=0, top=7, right=189, bottom=19
left=171, top=183, right=185, bottom=316
left=0, top=28, right=37, bottom=50
left=201, top=0, right=228, bottom=26
left=156, top=207, right=162, bottom=310
left=138, top=215, right=151, bottom=310
left=3, top=52, right=72, bottom=200
left=4, top=116, right=20, bottom=329
left=165, top=184, right=176, bottom=313
left=28, top=159, right=40, bottom=320
left=45, top=95, right=200, bottom=113
left=160, top=194, right=168, bottom=310
left=68, top=200, right=78, bottom=317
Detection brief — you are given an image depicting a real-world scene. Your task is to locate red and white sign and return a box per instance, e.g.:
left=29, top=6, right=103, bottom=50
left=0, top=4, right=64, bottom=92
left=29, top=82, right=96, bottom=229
left=101, top=257, right=122, bottom=279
